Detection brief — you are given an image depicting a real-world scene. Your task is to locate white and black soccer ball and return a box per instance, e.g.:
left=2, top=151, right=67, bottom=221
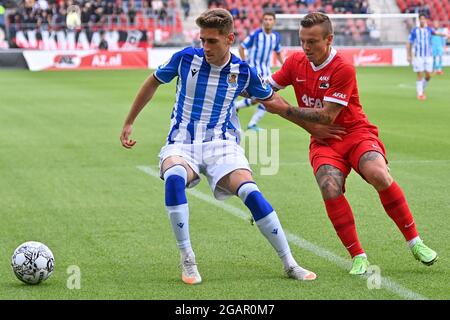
left=11, top=241, right=55, bottom=285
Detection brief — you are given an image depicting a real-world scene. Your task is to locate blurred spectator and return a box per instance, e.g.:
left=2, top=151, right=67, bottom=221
left=229, top=1, right=239, bottom=18
left=4, top=0, right=183, bottom=48
left=215, top=0, right=372, bottom=41
left=406, top=0, right=430, bottom=18
left=180, top=0, right=190, bottom=20
left=37, top=0, right=49, bottom=11
left=0, top=2, right=6, bottom=29
left=367, top=20, right=380, bottom=45
left=98, top=30, right=108, bottom=49
left=191, top=31, right=201, bottom=48
left=359, top=1, right=370, bottom=14
left=127, top=1, right=137, bottom=24
left=299, top=4, right=309, bottom=14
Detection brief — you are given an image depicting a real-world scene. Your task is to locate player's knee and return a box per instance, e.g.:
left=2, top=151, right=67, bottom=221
left=237, top=182, right=274, bottom=221
left=318, top=176, right=343, bottom=199
left=164, top=165, right=188, bottom=206
left=364, top=167, right=392, bottom=190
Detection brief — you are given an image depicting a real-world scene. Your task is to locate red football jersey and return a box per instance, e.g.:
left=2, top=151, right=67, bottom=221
left=269, top=48, right=378, bottom=133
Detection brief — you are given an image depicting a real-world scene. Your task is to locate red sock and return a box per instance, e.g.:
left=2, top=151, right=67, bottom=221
left=324, top=195, right=364, bottom=258
left=378, top=181, right=419, bottom=241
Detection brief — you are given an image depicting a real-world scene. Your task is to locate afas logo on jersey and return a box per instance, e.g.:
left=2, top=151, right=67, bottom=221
left=319, top=75, right=330, bottom=89
left=302, top=94, right=323, bottom=108
left=332, top=92, right=347, bottom=99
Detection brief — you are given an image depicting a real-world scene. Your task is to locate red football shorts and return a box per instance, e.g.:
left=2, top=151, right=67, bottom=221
left=309, top=131, right=388, bottom=179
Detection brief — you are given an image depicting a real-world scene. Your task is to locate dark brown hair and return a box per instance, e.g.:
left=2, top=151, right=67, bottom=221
left=300, top=12, right=333, bottom=38
left=196, top=9, right=234, bottom=35
left=263, top=11, right=276, bottom=19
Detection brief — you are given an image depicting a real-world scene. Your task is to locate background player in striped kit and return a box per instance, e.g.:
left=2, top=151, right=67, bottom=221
left=118, top=8, right=344, bottom=285
left=407, top=14, right=446, bottom=100
left=235, top=12, right=284, bottom=131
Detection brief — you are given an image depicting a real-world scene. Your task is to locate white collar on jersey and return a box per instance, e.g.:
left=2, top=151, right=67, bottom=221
left=310, top=47, right=337, bottom=72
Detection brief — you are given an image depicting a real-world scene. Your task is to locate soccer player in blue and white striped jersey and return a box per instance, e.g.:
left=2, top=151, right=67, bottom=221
left=120, top=9, right=320, bottom=285
left=407, top=14, right=445, bottom=100
left=235, top=12, right=284, bottom=130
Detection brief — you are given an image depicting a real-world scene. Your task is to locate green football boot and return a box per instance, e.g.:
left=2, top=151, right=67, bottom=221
left=411, top=240, right=438, bottom=266
left=349, top=256, right=370, bottom=275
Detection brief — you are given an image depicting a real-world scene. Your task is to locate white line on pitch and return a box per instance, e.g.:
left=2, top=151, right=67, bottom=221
left=397, top=83, right=415, bottom=89
left=137, top=165, right=428, bottom=300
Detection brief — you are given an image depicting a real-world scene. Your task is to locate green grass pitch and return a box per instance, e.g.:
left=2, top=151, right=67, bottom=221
left=0, top=67, right=449, bottom=299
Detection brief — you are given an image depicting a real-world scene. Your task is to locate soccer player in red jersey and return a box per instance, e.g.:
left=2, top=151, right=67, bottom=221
left=261, top=12, right=438, bottom=274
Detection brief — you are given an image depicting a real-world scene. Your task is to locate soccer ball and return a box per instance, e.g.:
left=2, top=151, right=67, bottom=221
left=11, top=241, right=55, bottom=285
left=66, top=5, right=81, bottom=30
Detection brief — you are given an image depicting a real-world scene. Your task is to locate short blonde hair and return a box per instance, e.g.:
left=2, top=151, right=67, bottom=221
left=301, top=12, right=333, bottom=38
left=196, top=9, right=234, bottom=35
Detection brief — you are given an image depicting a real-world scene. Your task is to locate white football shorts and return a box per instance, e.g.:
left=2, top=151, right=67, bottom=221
left=159, top=140, right=252, bottom=200
left=412, top=56, right=433, bottom=73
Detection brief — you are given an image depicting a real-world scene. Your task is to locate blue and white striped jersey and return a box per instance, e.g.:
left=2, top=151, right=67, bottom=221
left=154, top=47, right=273, bottom=145
left=409, top=27, right=434, bottom=57
left=240, top=28, right=281, bottom=78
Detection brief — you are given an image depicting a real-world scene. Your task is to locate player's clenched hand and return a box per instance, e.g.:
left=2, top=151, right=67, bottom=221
left=120, top=124, right=137, bottom=149
left=308, top=123, right=346, bottom=144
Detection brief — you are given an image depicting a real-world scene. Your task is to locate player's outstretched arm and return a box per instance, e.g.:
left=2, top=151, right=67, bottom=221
left=260, top=93, right=342, bottom=124
left=120, top=74, right=161, bottom=149
left=259, top=93, right=346, bottom=141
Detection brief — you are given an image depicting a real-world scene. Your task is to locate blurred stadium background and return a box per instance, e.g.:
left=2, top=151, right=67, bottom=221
left=0, top=0, right=448, bottom=69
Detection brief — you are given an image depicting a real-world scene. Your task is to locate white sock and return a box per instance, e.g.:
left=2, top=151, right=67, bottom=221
left=166, top=203, right=192, bottom=253
left=180, top=247, right=194, bottom=260
left=164, top=166, right=192, bottom=257
left=416, top=80, right=423, bottom=96
left=255, top=212, right=292, bottom=260
left=238, top=183, right=294, bottom=268
left=248, top=105, right=266, bottom=127
left=354, top=253, right=367, bottom=259
left=407, top=236, right=421, bottom=249
left=422, top=78, right=429, bottom=90
left=235, top=98, right=252, bottom=110
left=280, top=252, right=299, bottom=270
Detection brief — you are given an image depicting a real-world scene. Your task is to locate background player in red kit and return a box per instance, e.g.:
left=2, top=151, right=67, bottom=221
left=262, top=12, right=438, bottom=275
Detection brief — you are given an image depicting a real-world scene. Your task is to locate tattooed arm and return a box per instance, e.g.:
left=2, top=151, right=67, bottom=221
left=258, top=92, right=346, bottom=141
left=260, top=93, right=343, bottom=125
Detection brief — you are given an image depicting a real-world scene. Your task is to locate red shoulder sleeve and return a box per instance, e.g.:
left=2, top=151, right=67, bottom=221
left=323, top=64, right=356, bottom=106
left=268, top=54, right=294, bottom=89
